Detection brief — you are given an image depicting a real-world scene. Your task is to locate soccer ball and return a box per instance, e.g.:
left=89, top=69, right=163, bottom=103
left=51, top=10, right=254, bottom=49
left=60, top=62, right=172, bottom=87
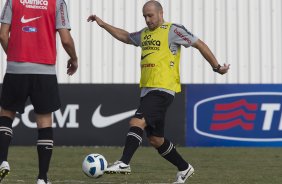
left=82, top=153, right=108, bottom=178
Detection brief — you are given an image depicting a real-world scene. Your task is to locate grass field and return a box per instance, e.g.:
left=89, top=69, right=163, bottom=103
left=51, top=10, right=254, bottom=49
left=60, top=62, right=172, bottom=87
left=2, top=146, right=282, bottom=184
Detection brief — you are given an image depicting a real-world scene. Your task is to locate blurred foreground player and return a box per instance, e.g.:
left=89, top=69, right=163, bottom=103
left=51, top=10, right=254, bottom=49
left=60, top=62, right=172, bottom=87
left=0, top=0, right=78, bottom=183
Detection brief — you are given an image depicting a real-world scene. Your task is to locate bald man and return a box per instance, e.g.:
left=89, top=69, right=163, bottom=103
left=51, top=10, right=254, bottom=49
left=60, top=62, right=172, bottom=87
left=88, top=0, right=229, bottom=183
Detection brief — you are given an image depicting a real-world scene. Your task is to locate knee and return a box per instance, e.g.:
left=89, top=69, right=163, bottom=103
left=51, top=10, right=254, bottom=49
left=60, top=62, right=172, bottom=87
left=129, top=118, right=146, bottom=129
left=148, top=136, right=164, bottom=148
left=35, top=113, right=52, bottom=128
left=0, top=109, right=16, bottom=120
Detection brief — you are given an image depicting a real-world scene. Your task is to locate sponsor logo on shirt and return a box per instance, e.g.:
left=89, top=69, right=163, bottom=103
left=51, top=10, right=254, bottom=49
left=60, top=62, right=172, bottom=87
left=174, top=28, right=192, bottom=44
left=22, top=26, right=38, bottom=32
left=160, top=25, right=168, bottom=29
left=20, top=0, right=48, bottom=10
left=142, top=34, right=161, bottom=51
left=141, top=52, right=154, bottom=60
left=60, top=3, right=66, bottom=26
left=21, top=16, right=42, bottom=24
left=141, top=63, right=155, bottom=68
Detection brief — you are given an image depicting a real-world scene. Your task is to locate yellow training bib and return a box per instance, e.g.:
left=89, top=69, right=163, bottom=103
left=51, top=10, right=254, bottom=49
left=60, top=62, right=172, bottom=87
left=140, top=23, right=181, bottom=92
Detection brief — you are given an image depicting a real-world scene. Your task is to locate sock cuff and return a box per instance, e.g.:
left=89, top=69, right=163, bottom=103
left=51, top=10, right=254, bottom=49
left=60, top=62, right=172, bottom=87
left=127, top=126, right=143, bottom=143
left=157, top=139, right=174, bottom=156
left=37, top=139, right=54, bottom=147
left=0, top=126, right=13, bottom=136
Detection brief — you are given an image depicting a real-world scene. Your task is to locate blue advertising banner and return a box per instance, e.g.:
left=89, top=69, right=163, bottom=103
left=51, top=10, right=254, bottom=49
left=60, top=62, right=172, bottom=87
left=186, top=84, right=282, bottom=146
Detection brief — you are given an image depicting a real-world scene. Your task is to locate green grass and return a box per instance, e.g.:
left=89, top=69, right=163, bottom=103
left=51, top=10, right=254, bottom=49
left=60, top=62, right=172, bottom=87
left=2, top=146, right=282, bottom=184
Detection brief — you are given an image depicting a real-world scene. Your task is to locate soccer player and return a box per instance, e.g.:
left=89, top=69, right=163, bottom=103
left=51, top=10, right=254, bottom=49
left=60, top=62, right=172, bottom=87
left=0, top=0, right=78, bottom=183
left=88, top=0, right=229, bottom=183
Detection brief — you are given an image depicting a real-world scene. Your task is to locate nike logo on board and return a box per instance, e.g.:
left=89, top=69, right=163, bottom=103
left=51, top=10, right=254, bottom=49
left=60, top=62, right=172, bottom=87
left=21, top=16, right=42, bottom=24
left=92, top=105, right=137, bottom=128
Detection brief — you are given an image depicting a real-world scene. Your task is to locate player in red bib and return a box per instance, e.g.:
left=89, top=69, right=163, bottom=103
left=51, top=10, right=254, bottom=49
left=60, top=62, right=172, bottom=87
left=0, top=0, right=78, bottom=183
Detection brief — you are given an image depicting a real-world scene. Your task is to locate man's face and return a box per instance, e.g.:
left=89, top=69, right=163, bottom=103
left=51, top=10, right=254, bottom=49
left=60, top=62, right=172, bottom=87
left=143, top=5, right=163, bottom=31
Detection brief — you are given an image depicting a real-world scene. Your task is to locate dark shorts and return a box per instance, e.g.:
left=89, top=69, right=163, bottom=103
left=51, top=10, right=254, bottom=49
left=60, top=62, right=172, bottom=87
left=133, top=90, right=174, bottom=137
left=0, top=74, right=61, bottom=114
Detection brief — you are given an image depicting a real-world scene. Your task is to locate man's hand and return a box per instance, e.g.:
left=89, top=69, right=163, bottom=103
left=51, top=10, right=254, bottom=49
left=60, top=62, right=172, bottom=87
left=87, top=15, right=105, bottom=28
left=216, top=63, right=230, bottom=75
left=67, top=58, right=78, bottom=76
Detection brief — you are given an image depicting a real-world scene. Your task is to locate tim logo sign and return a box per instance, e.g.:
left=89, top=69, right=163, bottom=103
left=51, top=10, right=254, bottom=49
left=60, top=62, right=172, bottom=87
left=186, top=84, right=282, bottom=146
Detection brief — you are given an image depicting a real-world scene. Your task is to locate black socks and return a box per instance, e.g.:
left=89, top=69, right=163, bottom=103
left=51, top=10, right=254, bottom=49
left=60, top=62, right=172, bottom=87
left=157, top=139, right=188, bottom=171
left=0, top=116, right=13, bottom=163
left=120, top=126, right=143, bottom=164
left=37, top=127, right=53, bottom=182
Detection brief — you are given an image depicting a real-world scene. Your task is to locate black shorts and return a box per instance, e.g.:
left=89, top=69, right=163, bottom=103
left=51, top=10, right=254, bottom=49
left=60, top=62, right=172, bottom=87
left=0, top=74, right=61, bottom=114
left=133, top=90, right=174, bottom=137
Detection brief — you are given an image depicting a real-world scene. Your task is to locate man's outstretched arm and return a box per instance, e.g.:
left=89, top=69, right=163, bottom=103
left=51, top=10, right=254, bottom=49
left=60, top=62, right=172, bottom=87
left=192, top=39, right=230, bottom=75
left=87, top=14, right=132, bottom=45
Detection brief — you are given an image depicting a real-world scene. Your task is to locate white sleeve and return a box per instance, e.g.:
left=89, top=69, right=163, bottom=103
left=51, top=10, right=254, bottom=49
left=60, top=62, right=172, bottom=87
left=169, top=24, right=198, bottom=48
left=0, top=0, right=12, bottom=24
left=56, top=0, right=71, bottom=29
